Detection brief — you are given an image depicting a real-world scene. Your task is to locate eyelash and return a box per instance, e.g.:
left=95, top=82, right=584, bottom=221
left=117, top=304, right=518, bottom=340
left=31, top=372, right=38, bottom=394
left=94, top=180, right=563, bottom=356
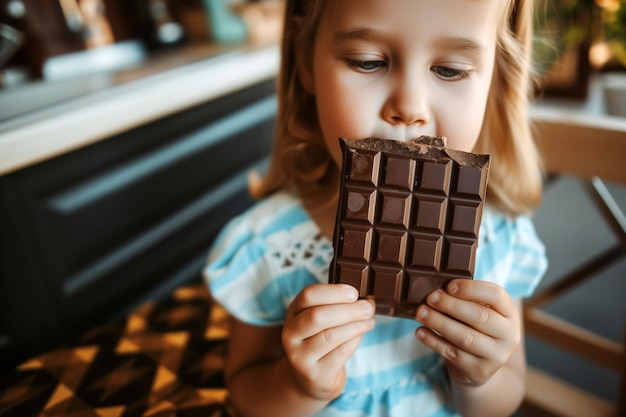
left=345, top=59, right=470, bottom=80
left=345, top=59, right=387, bottom=72
left=431, top=66, right=470, bottom=80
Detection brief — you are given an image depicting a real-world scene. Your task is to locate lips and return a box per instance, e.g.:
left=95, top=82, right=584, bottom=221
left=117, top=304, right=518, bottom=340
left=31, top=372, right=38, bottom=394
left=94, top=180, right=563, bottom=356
left=363, top=128, right=439, bottom=144
left=360, top=135, right=444, bottom=145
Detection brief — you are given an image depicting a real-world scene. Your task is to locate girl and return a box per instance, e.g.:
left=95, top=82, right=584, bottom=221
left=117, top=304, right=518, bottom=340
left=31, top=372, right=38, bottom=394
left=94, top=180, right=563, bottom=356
left=204, top=0, right=548, bottom=416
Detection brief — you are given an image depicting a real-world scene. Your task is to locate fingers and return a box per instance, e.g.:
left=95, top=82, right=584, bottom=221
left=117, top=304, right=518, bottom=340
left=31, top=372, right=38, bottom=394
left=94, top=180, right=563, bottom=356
left=415, top=324, right=479, bottom=373
left=284, top=299, right=375, bottom=356
left=282, top=283, right=376, bottom=399
left=283, top=283, right=376, bottom=364
left=446, top=279, right=517, bottom=318
left=307, top=314, right=375, bottom=355
left=416, top=302, right=494, bottom=359
left=288, top=283, right=358, bottom=315
left=286, top=284, right=374, bottom=340
left=417, top=280, right=519, bottom=341
left=423, top=293, right=505, bottom=340
left=414, top=280, right=522, bottom=386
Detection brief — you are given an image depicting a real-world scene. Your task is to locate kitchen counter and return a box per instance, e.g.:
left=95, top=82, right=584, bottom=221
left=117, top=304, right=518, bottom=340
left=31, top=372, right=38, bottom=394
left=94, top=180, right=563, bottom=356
left=0, top=42, right=280, bottom=176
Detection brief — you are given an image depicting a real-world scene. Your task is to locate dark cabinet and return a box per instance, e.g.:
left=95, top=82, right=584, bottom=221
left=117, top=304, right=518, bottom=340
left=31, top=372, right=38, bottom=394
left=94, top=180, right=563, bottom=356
left=0, top=79, right=276, bottom=371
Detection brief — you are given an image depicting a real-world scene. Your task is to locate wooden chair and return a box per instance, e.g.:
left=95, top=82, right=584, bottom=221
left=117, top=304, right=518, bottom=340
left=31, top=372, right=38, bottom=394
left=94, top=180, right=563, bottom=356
left=520, top=107, right=626, bottom=417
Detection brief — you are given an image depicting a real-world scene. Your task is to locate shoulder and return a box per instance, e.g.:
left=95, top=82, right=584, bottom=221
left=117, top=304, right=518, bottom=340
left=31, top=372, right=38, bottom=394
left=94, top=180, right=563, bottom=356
left=207, top=192, right=311, bottom=260
left=231, top=191, right=309, bottom=235
left=475, top=207, right=548, bottom=298
left=203, top=192, right=332, bottom=324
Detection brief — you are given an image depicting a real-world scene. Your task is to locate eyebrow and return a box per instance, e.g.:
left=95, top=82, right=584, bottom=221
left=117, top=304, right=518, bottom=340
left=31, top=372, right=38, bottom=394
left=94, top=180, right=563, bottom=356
left=435, top=37, right=485, bottom=53
left=333, top=29, right=484, bottom=54
left=333, top=28, right=389, bottom=43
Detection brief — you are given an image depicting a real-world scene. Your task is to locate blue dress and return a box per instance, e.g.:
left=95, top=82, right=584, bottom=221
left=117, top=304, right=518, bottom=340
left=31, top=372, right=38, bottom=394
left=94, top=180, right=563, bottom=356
left=204, top=191, right=548, bottom=417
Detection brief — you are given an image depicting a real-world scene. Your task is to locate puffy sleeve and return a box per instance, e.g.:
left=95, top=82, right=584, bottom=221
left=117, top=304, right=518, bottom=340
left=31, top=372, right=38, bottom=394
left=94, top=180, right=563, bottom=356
left=475, top=208, right=548, bottom=298
left=203, top=193, right=331, bottom=326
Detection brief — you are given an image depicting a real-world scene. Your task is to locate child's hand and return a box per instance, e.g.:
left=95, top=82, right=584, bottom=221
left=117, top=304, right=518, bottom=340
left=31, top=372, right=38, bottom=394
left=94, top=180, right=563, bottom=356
left=415, top=279, right=520, bottom=387
left=282, top=283, right=376, bottom=401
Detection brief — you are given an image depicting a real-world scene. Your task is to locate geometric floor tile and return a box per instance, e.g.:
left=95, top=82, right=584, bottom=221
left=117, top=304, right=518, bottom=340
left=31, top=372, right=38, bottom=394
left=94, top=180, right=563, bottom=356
left=0, top=283, right=235, bottom=417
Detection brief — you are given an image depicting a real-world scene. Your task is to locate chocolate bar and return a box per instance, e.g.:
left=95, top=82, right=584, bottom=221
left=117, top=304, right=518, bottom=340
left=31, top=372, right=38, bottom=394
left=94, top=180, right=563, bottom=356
left=328, top=137, right=490, bottom=318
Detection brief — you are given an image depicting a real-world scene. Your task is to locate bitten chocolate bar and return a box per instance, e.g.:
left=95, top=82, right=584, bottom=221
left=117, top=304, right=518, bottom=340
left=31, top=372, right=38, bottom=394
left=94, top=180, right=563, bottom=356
left=328, top=137, right=490, bottom=319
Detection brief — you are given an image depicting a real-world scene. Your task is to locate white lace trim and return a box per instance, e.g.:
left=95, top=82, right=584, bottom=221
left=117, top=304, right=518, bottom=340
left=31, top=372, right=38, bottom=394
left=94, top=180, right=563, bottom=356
left=266, top=222, right=334, bottom=283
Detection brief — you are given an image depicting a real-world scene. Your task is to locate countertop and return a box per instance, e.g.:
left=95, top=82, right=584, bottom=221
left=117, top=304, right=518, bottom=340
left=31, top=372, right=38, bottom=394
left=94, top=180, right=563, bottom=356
left=0, top=42, right=280, bottom=176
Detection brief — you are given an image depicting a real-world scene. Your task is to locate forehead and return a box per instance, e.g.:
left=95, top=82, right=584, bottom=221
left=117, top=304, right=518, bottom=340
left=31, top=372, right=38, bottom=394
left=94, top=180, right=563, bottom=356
left=315, top=0, right=504, bottom=49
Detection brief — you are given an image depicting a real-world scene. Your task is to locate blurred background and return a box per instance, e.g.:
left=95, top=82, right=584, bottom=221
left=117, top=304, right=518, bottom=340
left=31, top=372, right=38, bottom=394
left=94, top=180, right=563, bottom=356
left=531, top=0, right=625, bottom=107
left=0, top=1, right=624, bottom=417
left=1, top=0, right=626, bottom=120
left=0, top=0, right=285, bottom=120
left=0, top=0, right=285, bottom=381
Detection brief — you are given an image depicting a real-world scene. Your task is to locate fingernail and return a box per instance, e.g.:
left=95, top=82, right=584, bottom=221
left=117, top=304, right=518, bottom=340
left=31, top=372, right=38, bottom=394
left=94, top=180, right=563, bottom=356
left=345, top=285, right=358, bottom=300
left=429, top=291, right=440, bottom=304
left=418, top=307, right=428, bottom=320
left=417, top=328, right=426, bottom=339
left=448, top=282, right=459, bottom=294
left=363, top=301, right=374, bottom=315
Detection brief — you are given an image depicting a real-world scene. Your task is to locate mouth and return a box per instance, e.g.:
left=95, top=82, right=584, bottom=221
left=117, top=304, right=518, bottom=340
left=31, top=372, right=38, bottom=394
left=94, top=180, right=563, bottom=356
left=361, top=135, right=448, bottom=146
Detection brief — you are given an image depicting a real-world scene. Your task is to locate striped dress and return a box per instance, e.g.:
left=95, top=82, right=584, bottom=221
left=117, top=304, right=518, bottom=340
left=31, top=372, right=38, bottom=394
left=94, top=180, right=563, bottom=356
left=204, top=191, right=548, bottom=417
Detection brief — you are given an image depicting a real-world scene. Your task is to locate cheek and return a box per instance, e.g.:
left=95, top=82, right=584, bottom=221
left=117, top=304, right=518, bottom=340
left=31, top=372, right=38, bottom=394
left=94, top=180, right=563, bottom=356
left=436, top=87, right=489, bottom=153
left=441, top=107, right=484, bottom=152
left=318, top=94, right=369, bottom=137
left=317, top=101, right=356, bottom=166
left=315, top=76, right=378, bottom=165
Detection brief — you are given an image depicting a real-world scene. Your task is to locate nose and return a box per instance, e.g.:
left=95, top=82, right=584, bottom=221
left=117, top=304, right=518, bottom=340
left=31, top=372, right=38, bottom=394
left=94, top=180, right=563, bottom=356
left=382, top=72, right=430, bottom=126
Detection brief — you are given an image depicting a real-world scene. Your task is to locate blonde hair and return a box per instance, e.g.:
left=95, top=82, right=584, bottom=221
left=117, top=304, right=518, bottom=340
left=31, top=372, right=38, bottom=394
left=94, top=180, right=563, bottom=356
left=251, top=0, right=543, bottom=217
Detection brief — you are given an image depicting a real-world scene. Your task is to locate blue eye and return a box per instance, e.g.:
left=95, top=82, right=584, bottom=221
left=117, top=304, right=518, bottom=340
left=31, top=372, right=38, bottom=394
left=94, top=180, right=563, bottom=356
left=345, top=59, right=387, bottom=72
left=431, top=66, right=469, bottom=80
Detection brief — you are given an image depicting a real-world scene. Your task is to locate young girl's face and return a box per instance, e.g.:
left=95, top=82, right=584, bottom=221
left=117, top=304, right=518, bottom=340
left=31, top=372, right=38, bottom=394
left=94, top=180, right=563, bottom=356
left=305, top=0, right=502, bottom=166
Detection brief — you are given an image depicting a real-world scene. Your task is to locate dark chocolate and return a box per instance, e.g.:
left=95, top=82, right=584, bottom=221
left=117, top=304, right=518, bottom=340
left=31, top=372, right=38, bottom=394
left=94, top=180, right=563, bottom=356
left=328, top=136, right=490, bottom=319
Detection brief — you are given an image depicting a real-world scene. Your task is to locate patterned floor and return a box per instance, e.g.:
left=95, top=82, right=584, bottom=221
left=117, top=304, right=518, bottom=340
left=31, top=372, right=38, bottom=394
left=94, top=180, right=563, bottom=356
left=0, top=283, right=237, bottom=417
